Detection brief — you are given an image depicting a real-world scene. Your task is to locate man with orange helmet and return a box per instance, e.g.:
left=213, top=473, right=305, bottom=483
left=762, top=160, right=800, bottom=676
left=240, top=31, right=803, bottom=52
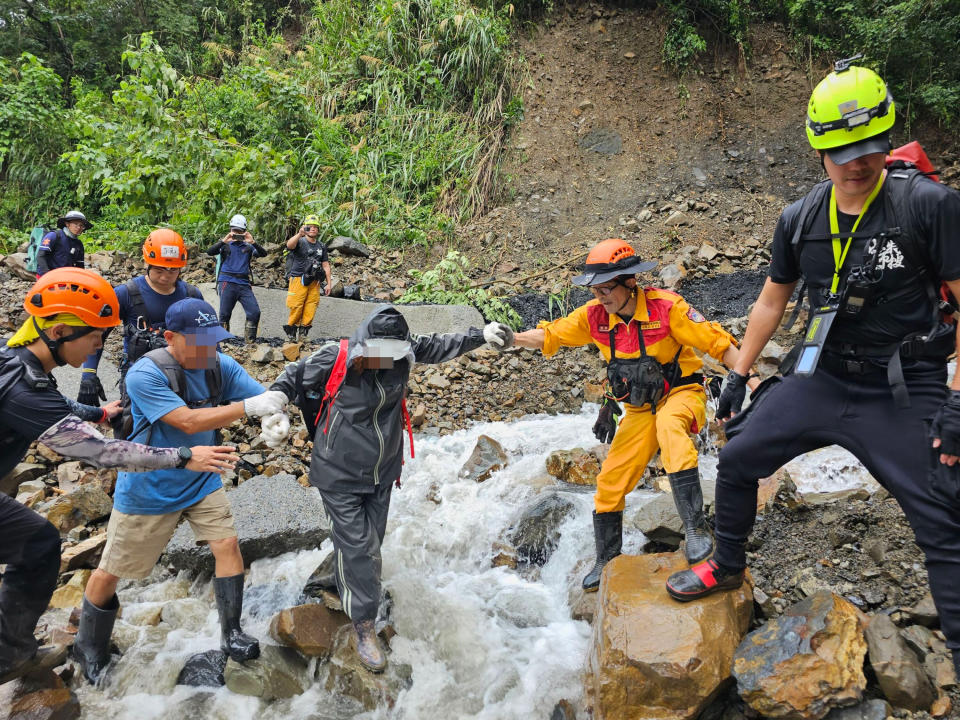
left=0, top=268, right=238, bottom=684
left=485, top=238, right=748, bottom=592
left=78, top=229, right=203, bottom=419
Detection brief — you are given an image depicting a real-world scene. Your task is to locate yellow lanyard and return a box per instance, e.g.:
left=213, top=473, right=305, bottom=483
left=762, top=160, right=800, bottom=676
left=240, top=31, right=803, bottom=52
left=827, top=171, right=886, bottom=294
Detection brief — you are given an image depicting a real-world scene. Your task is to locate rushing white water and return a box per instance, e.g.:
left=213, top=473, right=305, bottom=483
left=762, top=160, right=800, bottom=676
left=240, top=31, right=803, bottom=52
left=71, top=405, right=879, bottom=719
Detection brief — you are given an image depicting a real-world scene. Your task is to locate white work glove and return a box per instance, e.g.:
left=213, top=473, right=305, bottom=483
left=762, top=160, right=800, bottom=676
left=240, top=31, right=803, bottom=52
left=244, top=390, right=288, bottom=418
left=260, top=413, right=290, bottom=448
left=483, top=322, right=514, bottom=352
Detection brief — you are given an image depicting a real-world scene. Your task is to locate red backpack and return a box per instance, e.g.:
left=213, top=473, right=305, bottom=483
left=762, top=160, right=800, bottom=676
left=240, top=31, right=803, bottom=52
left=312, top=339, right=415, bottom=467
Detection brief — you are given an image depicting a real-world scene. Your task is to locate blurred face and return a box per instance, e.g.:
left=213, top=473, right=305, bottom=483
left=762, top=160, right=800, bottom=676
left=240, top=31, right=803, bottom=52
left=147, top=264, right=181, bottom=292
left=53, top=324, right=110, bottom=367
left=164, top=330, right=218, bottom=370
left=590, top=277, right=636, bottom=314
left=821, top=151, right=887, bottom=200
left=65, top=220, right=87, bottom=236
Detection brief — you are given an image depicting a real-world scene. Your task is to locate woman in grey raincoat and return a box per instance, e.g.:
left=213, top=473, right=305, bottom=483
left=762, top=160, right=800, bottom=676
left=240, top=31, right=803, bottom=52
left=266, top=305, right=511, bottom=671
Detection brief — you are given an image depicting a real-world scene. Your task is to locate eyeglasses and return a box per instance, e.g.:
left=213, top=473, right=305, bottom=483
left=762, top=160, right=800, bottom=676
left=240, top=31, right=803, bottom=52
left=591, top=282, right=620, bottom=296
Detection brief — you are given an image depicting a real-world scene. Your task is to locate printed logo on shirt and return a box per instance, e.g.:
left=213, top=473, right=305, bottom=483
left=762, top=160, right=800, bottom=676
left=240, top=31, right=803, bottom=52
left=41, top=237, right=52, bottom=247
left=598, top=324, right=609, bottom=332
left=874, top=239, right=905, bottom=271
left=640, top=321, right=662, bottom=330
left=687, top=307, right=706, bottom=323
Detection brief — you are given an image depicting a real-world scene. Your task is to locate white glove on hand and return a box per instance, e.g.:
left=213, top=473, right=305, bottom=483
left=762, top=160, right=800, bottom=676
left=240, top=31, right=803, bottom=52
left=260, top=413, right=290, bottom=449
left=244, top=390, right=288, bottom=418
left=483, top=322, right=514, bottom=351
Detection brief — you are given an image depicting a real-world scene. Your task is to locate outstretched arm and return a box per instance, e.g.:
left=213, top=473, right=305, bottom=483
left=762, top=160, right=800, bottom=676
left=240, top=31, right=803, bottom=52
left=412, top=328, right=486, bottom=365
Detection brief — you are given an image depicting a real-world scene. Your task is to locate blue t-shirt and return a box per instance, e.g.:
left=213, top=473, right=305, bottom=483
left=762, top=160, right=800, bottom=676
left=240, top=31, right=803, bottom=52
left=113, top=351, right=264, bottom=515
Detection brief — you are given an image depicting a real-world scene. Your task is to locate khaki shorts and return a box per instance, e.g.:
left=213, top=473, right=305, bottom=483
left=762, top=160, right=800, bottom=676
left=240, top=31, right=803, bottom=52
left=99, top=488, right=237, bottom=579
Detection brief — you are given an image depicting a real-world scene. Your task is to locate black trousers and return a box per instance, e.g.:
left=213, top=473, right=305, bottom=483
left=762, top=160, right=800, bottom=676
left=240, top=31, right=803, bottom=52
left=0, top=494, right=61, bottom=666
left=218, top=281, right=261, bottom=326
left=319, top=482, right=393, bottom=623
left=714, top=360, right=960, bottom=654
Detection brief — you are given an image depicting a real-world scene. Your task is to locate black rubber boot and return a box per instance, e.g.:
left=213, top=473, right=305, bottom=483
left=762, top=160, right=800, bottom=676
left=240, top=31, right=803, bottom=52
left=244, top=321, right=258, bottom=343
left=668, top=467, right=715, bottom=565
left=72, top=594, right=118, bottom=685
left=220, top=316, right=230, bottom=332
left=282, top=324, right=297, bottom=341
left=581, top=511, right=623, bottom=592
left=665, top=558, right=745, bottom=602
left=213, top=574, right=260, bottom=662
left=298, top=325, right=312, bottom=341
left=353, top=619, right=386, bottom=673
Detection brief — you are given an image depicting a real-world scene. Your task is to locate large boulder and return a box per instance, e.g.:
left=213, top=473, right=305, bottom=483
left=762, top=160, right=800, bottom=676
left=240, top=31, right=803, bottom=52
left=40, top=484, right=113, bottom=534
left=223, top=645, right=307, bottom=700
left=327, top=236, right=372, bottom=258
left=269, top=603, right=350, bottom=658
left=507, top=493, right=575, bottom=566
left=586, top=552, right=753, bottom=720
left=733, top=591, right=868, bottom=719
left=864, top=614, right=936, bottom=711
left=163, top=474, right=329, bottom=574
left=458, top=435, right=508, bottom=483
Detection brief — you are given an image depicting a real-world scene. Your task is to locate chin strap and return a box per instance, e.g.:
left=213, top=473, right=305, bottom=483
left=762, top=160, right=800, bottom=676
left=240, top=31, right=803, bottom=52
left=33, top=317, right=98, bottom=366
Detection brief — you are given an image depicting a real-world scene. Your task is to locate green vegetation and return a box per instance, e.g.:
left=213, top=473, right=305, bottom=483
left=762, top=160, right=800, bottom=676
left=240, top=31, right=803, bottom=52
left=0, top=0, right=520, bottom=249
left=657, top=0, right=960, bottom=129
left=398, top=250, right=522, bottom=327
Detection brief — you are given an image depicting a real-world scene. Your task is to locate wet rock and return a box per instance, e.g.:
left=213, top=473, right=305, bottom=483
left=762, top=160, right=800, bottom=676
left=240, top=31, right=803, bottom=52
left=821, top=699, right=890, bottom=720
left=176, top=649, right=227, bottom=687
left=160, top=598, right=209, bottom=631
left=224, top=644, right=307, bottom=700
left=458, top=435, right=508, bottom=483
left=545, top=448, right=600, bottom=485
left=59, top=533, right=107, bottom=573
left=865, top=613, right=935, bottom=711
left=569, top=586, right=598, bottom=624
left=586, top=552, right=753, bottom=720
left=164, top=473, right=329, bottom=575
left=269, top=603, right=350, bottom=658
left=2, top=252, right=37, bottom=281
left=0, top=667, right=80, bottom=719
left=491, top=541, right=518, bottom=569
left=508, top=493, right=575, bottom=566
left=40, top=484, right=113, bottom=534
left=733, top=591, right=867, bottom=719
left=327, top=236, right=372, bottom=258
left=551, top=699, right=577, bottom=720
left=49, top=570, right=91, bottom=610
left=324, top=625, right=412, bottom=710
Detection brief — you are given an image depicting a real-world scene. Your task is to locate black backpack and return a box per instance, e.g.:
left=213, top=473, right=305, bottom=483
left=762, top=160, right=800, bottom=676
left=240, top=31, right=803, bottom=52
left=123, top=278, right=204, bottom=367
left=120, top=348, right=223, bottom=443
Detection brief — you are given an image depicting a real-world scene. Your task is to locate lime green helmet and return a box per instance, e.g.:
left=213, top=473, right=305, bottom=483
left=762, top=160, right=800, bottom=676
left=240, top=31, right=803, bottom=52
left=806, top=57, right=894, bottom=162
left=303, top=214, right=321, bottom=227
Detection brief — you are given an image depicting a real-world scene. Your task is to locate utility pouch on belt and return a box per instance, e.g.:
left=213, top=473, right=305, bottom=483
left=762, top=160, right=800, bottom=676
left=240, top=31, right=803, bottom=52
left=607, top=325, right=682, bottom=414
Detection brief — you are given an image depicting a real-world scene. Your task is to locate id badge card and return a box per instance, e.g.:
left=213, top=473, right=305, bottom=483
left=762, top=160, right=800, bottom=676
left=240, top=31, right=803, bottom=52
left=794, top=305, right=839, bottom=376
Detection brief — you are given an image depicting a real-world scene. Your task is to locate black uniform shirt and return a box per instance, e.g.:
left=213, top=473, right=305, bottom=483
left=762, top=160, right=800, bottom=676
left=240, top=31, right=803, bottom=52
left=0, top=347, right=71, bottom=478
left=768, top=174, right=960, bottom=347
left=287, top=238, right=329, bottom=279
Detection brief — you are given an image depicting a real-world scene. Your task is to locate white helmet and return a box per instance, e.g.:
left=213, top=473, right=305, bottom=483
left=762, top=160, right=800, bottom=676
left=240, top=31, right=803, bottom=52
left=229, top=214, right=247, bottom=231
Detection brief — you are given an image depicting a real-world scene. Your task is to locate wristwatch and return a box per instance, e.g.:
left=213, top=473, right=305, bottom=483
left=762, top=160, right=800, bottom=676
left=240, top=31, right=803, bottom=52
left=175, top=446, right=192, bottom=469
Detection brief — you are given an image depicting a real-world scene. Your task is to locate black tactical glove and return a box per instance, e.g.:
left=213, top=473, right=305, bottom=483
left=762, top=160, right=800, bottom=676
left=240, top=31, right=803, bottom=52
left=716, top=370, right=748, bottom=420
left=592, top=398, right=622, bottom=443
left=77, top=372, right=106, bottom=407
left=931, top=390, right=960, bottom=456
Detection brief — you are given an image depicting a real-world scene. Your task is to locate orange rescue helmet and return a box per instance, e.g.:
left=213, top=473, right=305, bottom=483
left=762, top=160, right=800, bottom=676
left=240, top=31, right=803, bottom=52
left=143, top=228, right=188, bottom=268
left=572, top=238, right=656, bottom=286
left=25, top=267, right=120, bottom=328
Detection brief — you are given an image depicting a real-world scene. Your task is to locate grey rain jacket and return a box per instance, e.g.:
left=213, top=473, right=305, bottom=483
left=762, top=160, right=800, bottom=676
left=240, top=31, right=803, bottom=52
left=271, top=305, right=485, bottom=492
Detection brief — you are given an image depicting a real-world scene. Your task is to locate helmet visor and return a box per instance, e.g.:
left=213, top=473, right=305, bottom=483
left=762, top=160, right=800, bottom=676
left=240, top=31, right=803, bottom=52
left=825, top=134, right=890, bottom=165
